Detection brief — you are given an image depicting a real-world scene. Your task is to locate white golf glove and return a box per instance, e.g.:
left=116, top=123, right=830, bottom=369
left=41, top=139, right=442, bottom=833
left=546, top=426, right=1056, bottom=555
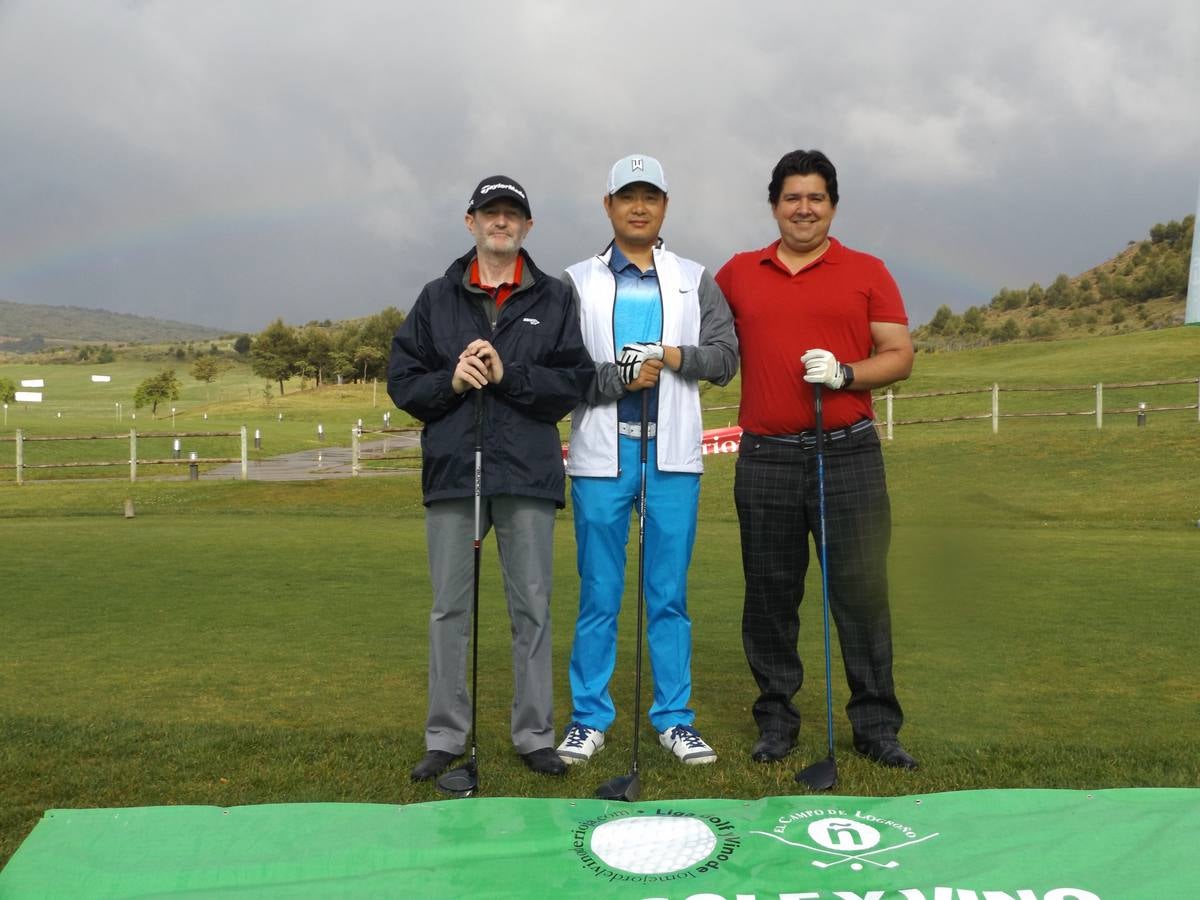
left=617, top=341, right=664, bottom=384
left=801, top=348, right=846, bottom=389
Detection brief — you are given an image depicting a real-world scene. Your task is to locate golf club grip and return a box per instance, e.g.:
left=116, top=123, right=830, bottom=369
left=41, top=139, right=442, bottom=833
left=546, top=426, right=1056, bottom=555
left=473, top=388, right=483, bottom=452
left=813, top=383, right=823, bottom=451
left=640, top=391, right=649, bottom=465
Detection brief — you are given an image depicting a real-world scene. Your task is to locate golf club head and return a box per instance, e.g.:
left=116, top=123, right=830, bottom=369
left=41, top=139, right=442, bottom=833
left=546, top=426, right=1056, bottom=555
left=436, top=762, right=478, bottom=798
left=795, top=756, right=838, bottom=791
left=595, top=772, right=640, bottom=802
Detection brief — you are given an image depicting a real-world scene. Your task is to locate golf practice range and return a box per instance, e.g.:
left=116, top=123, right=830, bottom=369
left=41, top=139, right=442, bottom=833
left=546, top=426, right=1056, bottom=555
left=2, top=330, right=1198, bottom=896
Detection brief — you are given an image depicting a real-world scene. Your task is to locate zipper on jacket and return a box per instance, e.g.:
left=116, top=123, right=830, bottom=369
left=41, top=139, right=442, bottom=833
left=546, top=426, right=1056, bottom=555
left=609, top=270, right=621, bottom=477
left=606, top=243, right=666, bottom=477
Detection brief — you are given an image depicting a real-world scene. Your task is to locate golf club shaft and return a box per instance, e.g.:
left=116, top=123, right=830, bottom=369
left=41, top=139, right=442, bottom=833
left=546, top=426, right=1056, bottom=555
left=470, top=389, right=483, bottom=768
left=814, top=384, right=835, bottom=758
left=631, top=390, right=649, bottom=776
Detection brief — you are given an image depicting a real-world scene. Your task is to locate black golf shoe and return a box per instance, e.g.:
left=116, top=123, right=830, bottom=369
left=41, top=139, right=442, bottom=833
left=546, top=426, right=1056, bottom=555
left=853, top=738, right=918, bottom=770
left=750, top=732, right=795, bottom=763
left=521, top=747, right=567, bottom=776
left=410, top=749, right=461, bottom=781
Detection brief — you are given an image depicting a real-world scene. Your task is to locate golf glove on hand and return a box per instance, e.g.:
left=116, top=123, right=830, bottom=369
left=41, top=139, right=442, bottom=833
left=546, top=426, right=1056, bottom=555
left=801, top=348, right=846, bottom=389
left=617, top=341, right=664, bottom=384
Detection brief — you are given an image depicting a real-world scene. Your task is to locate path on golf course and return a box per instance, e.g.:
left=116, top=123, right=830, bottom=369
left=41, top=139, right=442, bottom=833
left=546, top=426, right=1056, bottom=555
left=206, top=434, right=420, bottom=481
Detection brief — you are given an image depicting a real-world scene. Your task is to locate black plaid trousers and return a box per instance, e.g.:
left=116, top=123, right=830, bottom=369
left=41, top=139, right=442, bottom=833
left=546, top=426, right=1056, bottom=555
left=734, top=423, right=904, bottom=744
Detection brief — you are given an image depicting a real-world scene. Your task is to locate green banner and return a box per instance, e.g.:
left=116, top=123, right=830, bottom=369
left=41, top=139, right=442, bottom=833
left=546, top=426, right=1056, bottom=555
left=1, top=789, right=1197, bottom=898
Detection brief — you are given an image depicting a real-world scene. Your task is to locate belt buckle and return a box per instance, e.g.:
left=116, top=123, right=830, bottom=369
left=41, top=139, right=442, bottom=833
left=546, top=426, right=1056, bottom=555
left=619, top=421, right=656, bottom=439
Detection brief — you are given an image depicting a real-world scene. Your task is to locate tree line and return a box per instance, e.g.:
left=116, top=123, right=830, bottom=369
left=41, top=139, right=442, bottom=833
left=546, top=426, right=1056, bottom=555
left=248, top=308, right=405, bottom=395
left=118, top=307, right=406, bottom=414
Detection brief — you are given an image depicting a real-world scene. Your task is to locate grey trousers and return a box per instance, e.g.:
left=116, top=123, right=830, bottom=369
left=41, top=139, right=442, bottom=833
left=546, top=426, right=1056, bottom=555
left=423, top=495, right=557, bottom=755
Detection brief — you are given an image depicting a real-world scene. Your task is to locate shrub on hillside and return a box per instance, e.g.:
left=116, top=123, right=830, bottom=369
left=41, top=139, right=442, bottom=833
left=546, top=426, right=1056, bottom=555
left=1027, top=319, right=1061, bottom=339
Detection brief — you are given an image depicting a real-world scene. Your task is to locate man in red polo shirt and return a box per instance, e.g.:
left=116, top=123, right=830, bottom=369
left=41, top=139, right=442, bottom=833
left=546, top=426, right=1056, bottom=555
left=715, top=149, right=917, bottom=770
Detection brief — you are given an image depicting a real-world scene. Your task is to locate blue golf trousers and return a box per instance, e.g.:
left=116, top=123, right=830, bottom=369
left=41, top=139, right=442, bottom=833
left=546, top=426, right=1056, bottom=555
left=568, top=435, right=701, bottom=734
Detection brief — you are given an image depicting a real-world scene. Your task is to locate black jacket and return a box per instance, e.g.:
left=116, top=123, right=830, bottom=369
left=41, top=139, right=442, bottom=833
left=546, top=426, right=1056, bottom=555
left=387, top=247, right=594, bottom=507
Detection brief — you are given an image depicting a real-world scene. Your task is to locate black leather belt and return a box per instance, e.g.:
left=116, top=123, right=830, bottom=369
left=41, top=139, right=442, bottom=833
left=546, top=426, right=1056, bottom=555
left=746, top=417, right=874, bottom=448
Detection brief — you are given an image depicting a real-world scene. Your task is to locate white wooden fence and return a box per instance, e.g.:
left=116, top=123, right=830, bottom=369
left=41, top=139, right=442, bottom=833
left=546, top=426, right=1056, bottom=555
left=875, top=377, right=1200, bottom=438
left=2, top=427, right=249, bottom=484
left=6, top=378, right=1197, bottom=481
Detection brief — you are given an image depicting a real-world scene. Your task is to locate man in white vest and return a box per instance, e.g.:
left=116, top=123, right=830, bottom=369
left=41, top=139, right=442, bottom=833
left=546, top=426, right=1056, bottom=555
left=557, top=155, right=738, bottom=767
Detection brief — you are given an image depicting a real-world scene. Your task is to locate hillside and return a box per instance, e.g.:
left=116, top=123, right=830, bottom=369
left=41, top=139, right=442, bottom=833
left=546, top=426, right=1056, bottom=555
left=0, top=299, right=230, bottom=350
left=4, top=212, right=1193, bottom=358
left=913, top=215, right=1194, bottom=350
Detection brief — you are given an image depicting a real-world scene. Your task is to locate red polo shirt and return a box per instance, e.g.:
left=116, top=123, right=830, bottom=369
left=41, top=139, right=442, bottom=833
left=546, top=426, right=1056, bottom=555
left=715, top=237, right=908, bottom=434
left=470, top=256, right=523, bottom=306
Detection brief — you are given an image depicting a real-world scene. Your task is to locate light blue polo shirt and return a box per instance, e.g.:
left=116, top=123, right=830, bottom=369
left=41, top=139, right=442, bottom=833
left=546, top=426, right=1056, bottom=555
left=609, top=243, right=663, bottom=424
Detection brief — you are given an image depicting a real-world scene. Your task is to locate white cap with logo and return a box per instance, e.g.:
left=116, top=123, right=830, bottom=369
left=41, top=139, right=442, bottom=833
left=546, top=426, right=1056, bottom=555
left=607, top=155, right=668, bottom=195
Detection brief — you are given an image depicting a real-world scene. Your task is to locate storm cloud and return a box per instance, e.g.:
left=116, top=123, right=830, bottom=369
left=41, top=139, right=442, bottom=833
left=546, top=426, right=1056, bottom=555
left=1, top=1, right=1196, bottom=332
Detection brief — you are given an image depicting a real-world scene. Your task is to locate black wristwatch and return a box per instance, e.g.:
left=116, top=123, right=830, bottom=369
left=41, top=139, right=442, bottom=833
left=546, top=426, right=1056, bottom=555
left=840, top=363, right=855, bottom=390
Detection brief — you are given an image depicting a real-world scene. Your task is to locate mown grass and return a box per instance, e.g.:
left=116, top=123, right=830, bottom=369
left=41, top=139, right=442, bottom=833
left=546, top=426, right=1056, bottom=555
left=2, top=328, right=1199, bottom=868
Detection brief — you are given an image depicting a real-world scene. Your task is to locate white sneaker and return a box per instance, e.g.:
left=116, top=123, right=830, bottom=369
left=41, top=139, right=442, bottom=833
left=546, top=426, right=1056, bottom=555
left=659, top=724, right=717, bottom=765
left=556, top=721, right=605, bottom=765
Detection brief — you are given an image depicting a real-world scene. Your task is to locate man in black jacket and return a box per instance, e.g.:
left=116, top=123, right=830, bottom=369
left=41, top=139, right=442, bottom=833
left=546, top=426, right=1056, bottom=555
left=388, top=176, right=594, bottom=781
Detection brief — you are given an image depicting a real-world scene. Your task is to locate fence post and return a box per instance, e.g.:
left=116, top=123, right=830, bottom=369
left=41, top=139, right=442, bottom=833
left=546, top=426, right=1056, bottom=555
left=241, top=425, right=248, bottom=480
left=1196, top=377, right=1199, bottom=423
left=885, top=389, right=894, bottom=440
left=1096, top=383, right=1103, bottom=430
left=15, top=429, right=22, bottom=485
left=352, top=426, right=361, bottom=476
left=129, top=428, right=138, bottom=482
left=992, top=384, right=999, bottom=434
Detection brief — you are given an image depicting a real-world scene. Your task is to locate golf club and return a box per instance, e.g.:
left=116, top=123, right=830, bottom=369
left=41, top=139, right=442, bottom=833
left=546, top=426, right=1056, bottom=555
left=595, top=390, right=650, bottom=803
left=796, top=382, right=838, bottom=791
left=437, top=390, right=485, bottom=798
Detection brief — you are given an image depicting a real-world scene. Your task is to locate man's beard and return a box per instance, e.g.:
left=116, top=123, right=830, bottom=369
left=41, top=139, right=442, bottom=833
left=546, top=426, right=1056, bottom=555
left=483, top=231, right=520, bottom=253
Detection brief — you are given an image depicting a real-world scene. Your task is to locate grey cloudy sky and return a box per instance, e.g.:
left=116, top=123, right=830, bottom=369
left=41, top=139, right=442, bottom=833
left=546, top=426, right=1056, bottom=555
left=1, top=1, right=1197, bottom=333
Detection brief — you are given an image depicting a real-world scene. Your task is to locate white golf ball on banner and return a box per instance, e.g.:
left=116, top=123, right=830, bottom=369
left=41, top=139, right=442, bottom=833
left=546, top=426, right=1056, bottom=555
left=590, top=815, right=716, bottom=874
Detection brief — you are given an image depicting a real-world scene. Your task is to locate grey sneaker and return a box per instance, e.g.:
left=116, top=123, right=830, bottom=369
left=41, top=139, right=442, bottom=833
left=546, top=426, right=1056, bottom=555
left=556, top=721, right=605, bottom=765
left=659, top=724, right=717, bottom=765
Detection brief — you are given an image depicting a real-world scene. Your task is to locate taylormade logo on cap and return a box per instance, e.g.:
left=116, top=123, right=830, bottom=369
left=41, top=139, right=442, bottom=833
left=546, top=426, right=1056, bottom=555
left=478, top=181, right=525, bottom=199
left=467, top=175, right=532, bottom=216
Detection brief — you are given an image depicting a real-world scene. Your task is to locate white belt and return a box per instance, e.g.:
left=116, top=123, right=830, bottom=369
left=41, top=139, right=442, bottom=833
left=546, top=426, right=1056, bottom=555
left=618, top=421, right=657, bottom=439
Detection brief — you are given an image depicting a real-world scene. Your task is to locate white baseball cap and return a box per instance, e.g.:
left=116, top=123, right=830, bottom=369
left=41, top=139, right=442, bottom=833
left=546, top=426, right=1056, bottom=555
left=606, top=155, right=668, bottom=195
